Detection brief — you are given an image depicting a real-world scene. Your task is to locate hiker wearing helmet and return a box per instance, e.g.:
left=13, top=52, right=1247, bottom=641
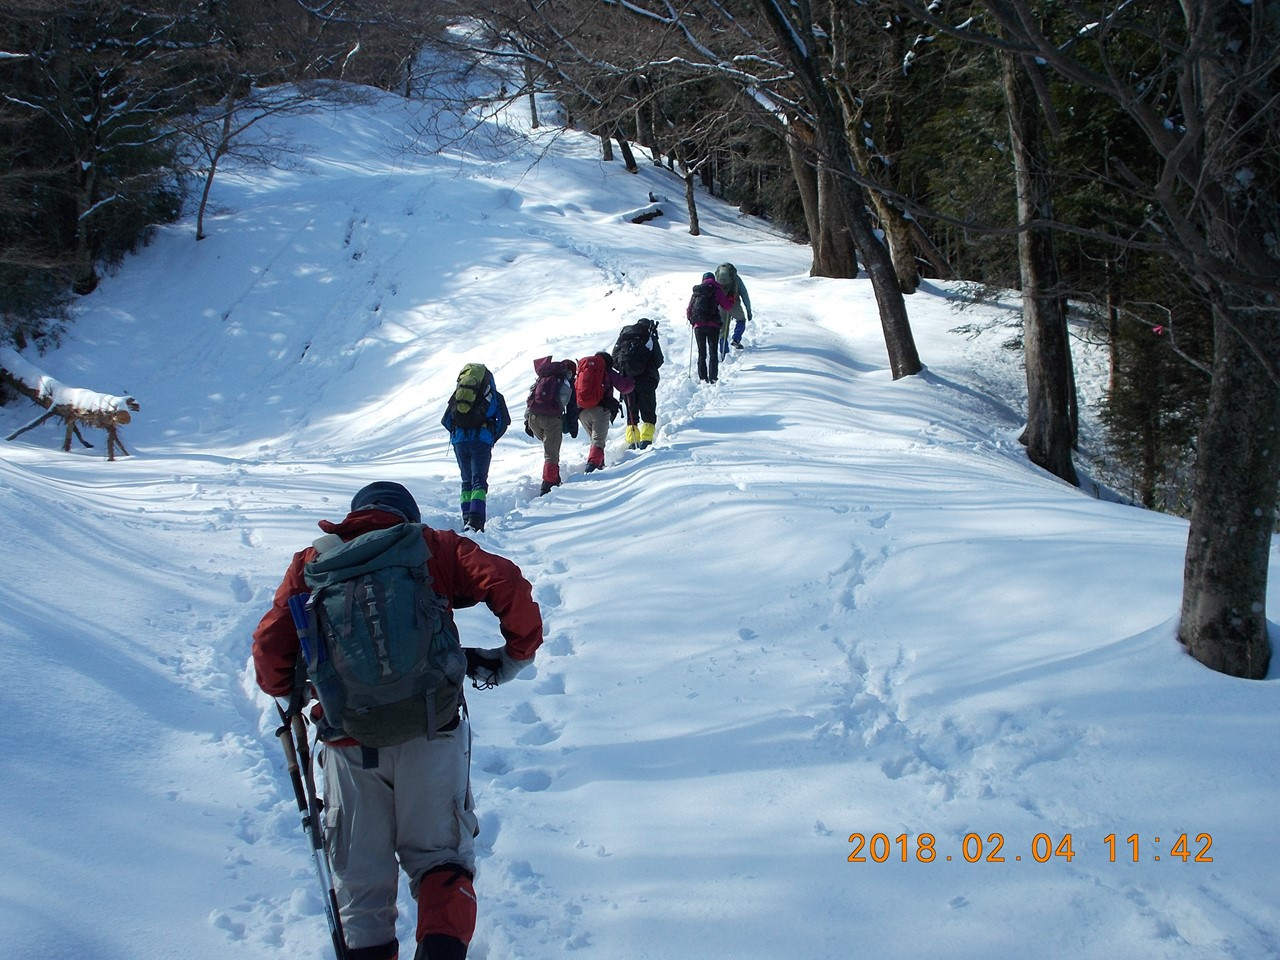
left=252, top=481, right=543, bottom=960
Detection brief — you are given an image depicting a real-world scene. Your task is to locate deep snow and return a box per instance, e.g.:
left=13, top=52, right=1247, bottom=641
left=1, top=57, right=1277, bottom=960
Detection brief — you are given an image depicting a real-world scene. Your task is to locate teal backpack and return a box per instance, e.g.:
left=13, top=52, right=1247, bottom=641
left=299, top=523, right=466, bottom=746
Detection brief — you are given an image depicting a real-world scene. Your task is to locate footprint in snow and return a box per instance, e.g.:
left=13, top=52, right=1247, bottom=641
left=229, top=574, right=254, bottom=603
left=534, top=672, right=565, bottom=695
left=504, top=768, right=554, bottom=792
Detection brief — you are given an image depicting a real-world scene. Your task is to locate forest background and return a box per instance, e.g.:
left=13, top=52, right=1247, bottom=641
left=1, top=0, right=1278, bottom=681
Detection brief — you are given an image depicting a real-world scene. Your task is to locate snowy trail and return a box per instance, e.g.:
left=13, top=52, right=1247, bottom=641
left=3, top=80, right=1278, bottom=960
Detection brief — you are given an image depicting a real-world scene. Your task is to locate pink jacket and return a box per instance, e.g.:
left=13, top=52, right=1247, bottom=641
left=686, top=277, right=734, bottom=328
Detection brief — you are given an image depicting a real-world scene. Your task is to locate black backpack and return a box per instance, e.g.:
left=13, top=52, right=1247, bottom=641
left=689, top=283, right=720, bottom=326
left=614, top=321, right=657, bottom=377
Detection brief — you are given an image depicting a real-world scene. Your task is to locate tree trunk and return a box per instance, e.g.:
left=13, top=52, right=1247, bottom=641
left=1001, top=50, right=1078, bottom=484
left=614, top=130, right=638, bottom=173
left=677, top=144, right=700, bottom=237
left=197, top=90, right=237, bottom=242
left=1175, top=0, right=1280, bottom=679
left=1105, top=259, right=1121, bottom=396
left=879, top=204, right=920, bottom=294
left=838, top=88, right=919, bottom=293
left=909, top=219, right=955, bottom=280
left=785, top=123, right=823, bottom=271
left=524, top=62, right=539, bottom=129
left=815, top=166, right=859, bottom=278
left=1179, top=307, right=1280, bottom=678
left=72, top=153, right=99, bottom=294
left=751, top=0, right=920, bottom=378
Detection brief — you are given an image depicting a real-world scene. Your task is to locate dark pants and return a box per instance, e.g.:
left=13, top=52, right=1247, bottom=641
left=625, top=377, right=659, bottom=426
left=452, top=440, right=493, bottom=527
left=693, top=326, right=720, bottom=382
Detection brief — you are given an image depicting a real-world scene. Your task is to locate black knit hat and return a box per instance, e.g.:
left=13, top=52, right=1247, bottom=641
left=350, top=481, right=421, bottom=523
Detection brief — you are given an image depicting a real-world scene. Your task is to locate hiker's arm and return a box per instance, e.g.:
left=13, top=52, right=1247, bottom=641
left=432, top=531, right=543, bottom=662
left=251, top=552, right=309, bottom=697
left=494, top=393, right=511, bottom=440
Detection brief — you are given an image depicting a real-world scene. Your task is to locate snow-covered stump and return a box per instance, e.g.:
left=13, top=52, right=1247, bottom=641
left=1, top=347, right=139, bottom=461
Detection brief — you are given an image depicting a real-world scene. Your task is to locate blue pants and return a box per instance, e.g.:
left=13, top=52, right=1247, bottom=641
left=452, top=440, right=493, bottom=526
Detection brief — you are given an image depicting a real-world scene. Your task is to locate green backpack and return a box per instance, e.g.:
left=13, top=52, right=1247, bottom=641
left=450, top=363, right=490, bottom=430
left=300, top=523, right=466, bottom=746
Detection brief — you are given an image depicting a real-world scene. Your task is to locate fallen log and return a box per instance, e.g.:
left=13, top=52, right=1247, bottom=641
left=1, top=346, right=139, bottom=461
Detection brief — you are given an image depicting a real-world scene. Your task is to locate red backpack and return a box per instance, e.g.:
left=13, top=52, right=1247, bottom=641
left=575, top=354, right=608, bottom=409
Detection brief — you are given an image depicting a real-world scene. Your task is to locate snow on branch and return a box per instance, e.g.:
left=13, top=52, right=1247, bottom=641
left=1, top=346, right=139, bottom=460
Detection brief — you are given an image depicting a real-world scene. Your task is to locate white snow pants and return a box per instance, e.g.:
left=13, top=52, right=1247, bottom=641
left=321, top=714, right=477, bottom=951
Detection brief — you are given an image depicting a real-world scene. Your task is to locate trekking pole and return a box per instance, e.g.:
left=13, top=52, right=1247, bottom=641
left=278, top=592, right=350, bottom=960
left=276, top=705, right=349, bottom=960
left=688, top=325, right=695, bottom=380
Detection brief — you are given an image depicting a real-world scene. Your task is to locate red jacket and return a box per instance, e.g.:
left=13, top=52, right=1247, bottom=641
left=252, top=509, right=543, bottom=700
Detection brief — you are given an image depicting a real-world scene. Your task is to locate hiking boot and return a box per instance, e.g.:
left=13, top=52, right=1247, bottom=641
left=731, top=339, right=743, bottom=349
left=539, top=481, right=553, bottom=496
left=415, top=935, right=467, bottom=960
left=637, top=440, right=651, bottom=450
left=584, top=462, right=599, bottom=474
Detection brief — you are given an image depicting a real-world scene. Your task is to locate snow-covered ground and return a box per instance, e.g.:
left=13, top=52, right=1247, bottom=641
left=2, top=59, right=1277, bottom=960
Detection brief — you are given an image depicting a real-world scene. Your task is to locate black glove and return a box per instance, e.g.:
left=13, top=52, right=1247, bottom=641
left=524, top=417, right=534, bottom=437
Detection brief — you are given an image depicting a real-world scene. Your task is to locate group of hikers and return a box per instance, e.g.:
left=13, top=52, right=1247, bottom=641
left=441, top=262, right=752, bottom=533
left=249, top=261, right=752, bottom=960
left=687, top=261, right=752, bottom=384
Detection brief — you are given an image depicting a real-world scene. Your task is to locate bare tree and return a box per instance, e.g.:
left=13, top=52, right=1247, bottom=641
left=999, top=42, right=1078, bottom=484
left=749, top=0, right=922, bottom=378
left=2, top=2, right=201, bottom=292
left=899, top=0, right=1279, bottom=678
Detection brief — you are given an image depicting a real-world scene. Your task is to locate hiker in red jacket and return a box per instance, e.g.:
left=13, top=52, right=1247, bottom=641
left=253, top=481, right=543, bottom=960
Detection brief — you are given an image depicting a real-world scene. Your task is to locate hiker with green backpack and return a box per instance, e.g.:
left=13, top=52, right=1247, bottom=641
left=441, top=363, right=511, bottom=533
left=252, top=481, right=543, bottom=960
